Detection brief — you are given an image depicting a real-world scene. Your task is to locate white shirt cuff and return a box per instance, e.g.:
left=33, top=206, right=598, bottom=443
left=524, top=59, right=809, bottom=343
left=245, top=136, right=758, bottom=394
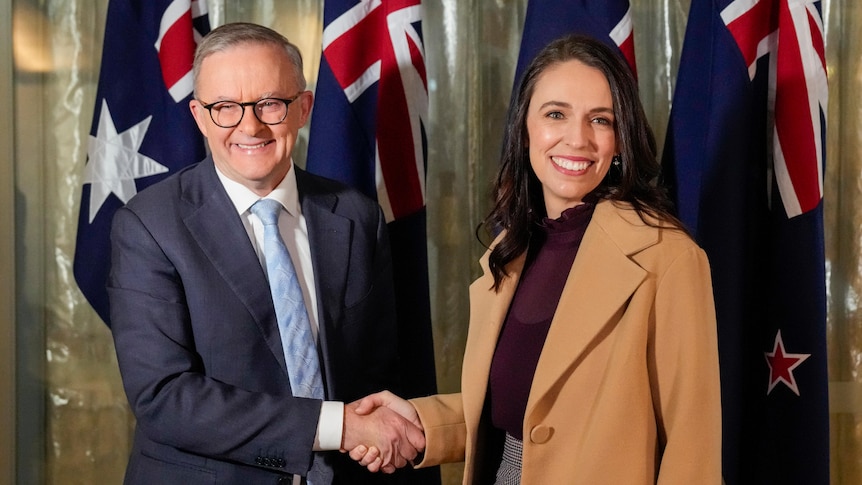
left=313, top=401, right=344, bottom=451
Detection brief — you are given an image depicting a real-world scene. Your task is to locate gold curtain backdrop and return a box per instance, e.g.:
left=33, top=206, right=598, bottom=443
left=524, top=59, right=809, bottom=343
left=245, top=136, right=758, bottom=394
left=8, top=0, right=861, bottom=483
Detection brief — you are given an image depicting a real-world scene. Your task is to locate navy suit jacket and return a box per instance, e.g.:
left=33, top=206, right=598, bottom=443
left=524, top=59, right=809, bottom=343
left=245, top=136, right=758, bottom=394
left=109, top=157, right=406, bottom=484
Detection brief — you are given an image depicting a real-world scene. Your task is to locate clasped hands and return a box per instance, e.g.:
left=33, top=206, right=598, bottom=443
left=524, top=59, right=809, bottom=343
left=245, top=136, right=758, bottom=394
left=341, top=391, right=422, bottom=474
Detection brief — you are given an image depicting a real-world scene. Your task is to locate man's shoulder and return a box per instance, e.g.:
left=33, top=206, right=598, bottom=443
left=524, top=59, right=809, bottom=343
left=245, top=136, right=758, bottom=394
left=126, top=160, right=210, bottom=208
left=295, top=166, right=358, bottom=194
left=295, top=167, right=381, bottom=214
left=120, top=159, right=214, bottom=225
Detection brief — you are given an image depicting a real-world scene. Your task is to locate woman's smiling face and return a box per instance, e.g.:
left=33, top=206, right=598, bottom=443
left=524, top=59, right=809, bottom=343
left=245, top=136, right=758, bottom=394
left=526, top=59, right=617, bottom=219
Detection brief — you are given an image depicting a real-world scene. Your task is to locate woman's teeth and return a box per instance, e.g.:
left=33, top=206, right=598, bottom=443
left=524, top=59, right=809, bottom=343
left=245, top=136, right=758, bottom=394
left=552, top=156, right=590, bottom=171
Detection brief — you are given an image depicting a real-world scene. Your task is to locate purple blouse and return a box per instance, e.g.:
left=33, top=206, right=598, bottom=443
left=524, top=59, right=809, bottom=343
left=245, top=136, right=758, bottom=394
left=488, top=201, right=596, bottom=440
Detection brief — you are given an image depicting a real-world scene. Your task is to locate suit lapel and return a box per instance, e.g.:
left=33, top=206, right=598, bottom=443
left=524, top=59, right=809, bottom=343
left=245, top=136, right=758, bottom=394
left=295, top=169, right=351, bottom=393
left=526, top=201, right=656, bottom=412
left=181, top=158, right=288, bottom=372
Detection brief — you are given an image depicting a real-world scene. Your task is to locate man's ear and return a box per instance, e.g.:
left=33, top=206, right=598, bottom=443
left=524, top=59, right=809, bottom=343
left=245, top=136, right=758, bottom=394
left=297, top=90, right=314, bottom=126
left=189, top=99, right=210, bottom=137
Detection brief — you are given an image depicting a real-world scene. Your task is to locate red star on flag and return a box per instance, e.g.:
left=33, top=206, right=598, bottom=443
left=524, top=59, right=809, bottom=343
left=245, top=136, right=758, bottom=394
left=764, top=329, right=811, bottom=396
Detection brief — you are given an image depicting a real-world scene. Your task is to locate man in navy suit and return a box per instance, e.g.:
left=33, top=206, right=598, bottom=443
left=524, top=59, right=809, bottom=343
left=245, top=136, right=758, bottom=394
left=108, top=22, right=424, bottom=484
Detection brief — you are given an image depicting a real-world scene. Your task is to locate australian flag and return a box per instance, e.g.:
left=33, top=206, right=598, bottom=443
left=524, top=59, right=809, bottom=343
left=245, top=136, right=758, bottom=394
left=663, top=1, right=829, bottom=483
left=306, top=4, right=438, bottom=481
left=514, top=0, right=637, bottom=84
left=73, top=0, right=209, bottom=325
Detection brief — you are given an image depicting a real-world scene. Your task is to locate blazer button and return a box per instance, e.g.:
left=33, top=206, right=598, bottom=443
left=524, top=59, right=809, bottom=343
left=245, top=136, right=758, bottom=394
left=529, top=425, right=553, bottom=444
left=277, top=476, right=292, bottom=485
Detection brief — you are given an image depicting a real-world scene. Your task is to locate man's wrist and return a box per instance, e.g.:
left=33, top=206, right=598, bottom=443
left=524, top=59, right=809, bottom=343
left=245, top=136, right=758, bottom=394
left=313, top=401, right=344, bottom=451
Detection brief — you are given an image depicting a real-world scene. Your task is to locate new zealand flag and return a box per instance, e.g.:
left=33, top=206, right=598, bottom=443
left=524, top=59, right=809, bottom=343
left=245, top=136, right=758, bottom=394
left=74, top=0, right=209, bottom=325
left=514, top=0, right=637, bottom=84
left=663, top=1, right=829, bottom=483
left=306, top=6, right=439, bottom=483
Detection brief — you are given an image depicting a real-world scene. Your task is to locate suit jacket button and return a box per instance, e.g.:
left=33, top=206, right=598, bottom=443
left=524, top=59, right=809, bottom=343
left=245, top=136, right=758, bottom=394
left=529, top=425, right=553, bottom=444
left=277, top=476, right=292, bottom=484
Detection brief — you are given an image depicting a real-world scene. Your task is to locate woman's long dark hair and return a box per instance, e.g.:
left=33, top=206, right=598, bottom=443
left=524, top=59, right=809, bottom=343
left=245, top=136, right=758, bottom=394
left=482, top=34, right=684, bottom=290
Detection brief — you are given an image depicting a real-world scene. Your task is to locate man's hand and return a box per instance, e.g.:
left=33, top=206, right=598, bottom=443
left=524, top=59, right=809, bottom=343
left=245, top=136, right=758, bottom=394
left=341, top=395, right=425, bottom=474
left=346, top=444, right=384, bottom=472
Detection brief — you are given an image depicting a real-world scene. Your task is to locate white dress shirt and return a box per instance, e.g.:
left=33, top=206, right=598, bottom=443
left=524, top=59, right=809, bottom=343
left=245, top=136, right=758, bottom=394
left=215, top=163, right=344, bottom=455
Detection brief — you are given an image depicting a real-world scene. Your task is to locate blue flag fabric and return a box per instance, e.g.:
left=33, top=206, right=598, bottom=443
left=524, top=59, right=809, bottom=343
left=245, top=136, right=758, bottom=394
left=663, top=1, right=829, bottom=483
left=307, top=0, right=438, bottom=428
left=514, top=0, right=637, bottom=85
left=506, top=0, right=637, bottom=161
left=74, top=0, right=209, bottom=325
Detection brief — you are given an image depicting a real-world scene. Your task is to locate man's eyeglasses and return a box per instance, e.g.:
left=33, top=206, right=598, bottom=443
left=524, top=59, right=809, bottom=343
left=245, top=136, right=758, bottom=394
left=198, top=94, right=301, bottom=128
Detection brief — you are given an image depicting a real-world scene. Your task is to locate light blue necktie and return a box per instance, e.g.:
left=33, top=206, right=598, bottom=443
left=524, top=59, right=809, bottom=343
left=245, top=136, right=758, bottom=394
left=251, top=199, right=324, bottom=400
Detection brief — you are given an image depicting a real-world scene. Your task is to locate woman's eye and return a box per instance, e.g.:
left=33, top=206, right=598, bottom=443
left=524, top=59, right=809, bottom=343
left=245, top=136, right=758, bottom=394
left=546, top=111, right=564, bottom=119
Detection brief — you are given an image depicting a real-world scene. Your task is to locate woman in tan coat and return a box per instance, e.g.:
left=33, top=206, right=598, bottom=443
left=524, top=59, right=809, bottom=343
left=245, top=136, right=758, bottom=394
left=350, top=34, right=722, bottom=484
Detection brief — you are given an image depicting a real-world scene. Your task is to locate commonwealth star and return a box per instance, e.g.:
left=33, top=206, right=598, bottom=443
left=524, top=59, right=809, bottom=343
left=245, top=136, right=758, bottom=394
left=83, top=100, right=168, bottom=222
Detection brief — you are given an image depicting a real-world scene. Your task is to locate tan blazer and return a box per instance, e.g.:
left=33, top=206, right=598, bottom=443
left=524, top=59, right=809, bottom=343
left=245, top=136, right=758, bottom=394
left=412, top=200, right=722, bottom=484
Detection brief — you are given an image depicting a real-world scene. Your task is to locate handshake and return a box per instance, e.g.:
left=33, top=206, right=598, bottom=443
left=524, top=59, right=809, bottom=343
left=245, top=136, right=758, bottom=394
left=341, top=391, right=425, bottom=474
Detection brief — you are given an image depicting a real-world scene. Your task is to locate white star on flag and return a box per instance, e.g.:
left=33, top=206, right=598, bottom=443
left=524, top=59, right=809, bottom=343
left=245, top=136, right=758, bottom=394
left=84, top=99, right=168, bottom=222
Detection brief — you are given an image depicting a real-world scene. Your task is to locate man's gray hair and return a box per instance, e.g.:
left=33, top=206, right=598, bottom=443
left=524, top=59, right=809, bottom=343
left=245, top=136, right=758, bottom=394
left=192, top=22, right=306, bottom=96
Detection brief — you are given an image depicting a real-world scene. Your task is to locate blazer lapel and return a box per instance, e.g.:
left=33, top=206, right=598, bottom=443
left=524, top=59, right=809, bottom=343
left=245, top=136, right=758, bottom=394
left=462, top=250, right=526, bottom=422
left=182, top=159, right=288, bottom=372
left=295, top=169, right=351, bottom=392
left=527, top=201, right=657, bottom=411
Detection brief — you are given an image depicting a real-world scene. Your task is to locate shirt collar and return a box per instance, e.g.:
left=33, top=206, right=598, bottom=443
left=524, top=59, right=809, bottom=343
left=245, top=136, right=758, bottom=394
left=215, top=162, right=301, bottom=218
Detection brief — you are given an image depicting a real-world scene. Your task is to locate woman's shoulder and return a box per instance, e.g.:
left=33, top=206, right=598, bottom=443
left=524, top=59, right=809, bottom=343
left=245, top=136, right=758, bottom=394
left=594, top=199, right=698, bottom=249
left=593, top=201, right=709, bottom=278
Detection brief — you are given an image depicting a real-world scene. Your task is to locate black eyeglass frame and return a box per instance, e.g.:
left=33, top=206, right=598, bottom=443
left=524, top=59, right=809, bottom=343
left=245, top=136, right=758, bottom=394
left=198, top=94, right=302, bottom=128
